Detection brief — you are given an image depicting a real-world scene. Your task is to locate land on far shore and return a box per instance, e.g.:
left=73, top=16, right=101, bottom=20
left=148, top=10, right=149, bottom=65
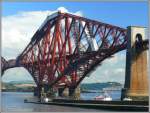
left=1, top=80, right=123, bottom=92
left=2, top=80, right=36, bottom=92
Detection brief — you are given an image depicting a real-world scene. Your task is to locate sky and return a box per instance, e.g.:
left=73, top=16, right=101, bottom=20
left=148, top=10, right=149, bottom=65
left=1, top=1, right=148, bottom=84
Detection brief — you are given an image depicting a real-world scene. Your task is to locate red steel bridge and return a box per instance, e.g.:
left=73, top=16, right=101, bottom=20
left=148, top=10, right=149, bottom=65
left=1, top=12, right=149, bottom=96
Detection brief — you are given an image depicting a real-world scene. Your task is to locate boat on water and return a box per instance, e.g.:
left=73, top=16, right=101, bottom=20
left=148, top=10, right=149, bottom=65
left=94, top=92, right=112, bottom=101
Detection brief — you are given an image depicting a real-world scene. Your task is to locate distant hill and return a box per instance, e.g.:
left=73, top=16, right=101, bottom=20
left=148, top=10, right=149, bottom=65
left=2, top=80, right=35, bottom=92
left=6, top=80, right=35, bottom=84
left=2, top=80, right=123, bottom=92
left=80, top=82, right=123, bottom=91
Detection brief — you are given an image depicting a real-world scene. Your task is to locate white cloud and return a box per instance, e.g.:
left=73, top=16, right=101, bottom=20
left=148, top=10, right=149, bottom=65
left=2, top=7, right=83, bottom=82
left=115, top=68, right=124, bottom=74
left=2, top=10, right=51, bottom=60
left=2, top=7, right=83, bottom=60
left=57, top=7, right=68, bottom=13
left=106, top=51, right=126, bottom=65
left=83, top=51, right=126, bottom=84
left=2, top=67, right=34, bottom=83
left=57, top=7, right=83, bottom=16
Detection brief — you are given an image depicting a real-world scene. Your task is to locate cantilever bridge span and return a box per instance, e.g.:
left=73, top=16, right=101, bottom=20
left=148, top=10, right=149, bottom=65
left=1, top=12, right=149, bottom=96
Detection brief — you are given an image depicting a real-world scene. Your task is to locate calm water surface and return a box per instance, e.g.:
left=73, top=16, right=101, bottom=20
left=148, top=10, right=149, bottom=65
left=2, top=91, right=121, bottom=112
left=81, top=90, right=121, bottom=100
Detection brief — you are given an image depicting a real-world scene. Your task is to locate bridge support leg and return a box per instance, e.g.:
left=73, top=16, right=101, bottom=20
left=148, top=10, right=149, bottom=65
left=121, top=26, right=149, bottom=101
left=58, top=88, right=69, bottom=97
left=33, top=87, right=38, bottom=96
left=42, top=84, right=56, bottom=98
left=69, top=86, right=80, bottom=100
left=34, top=85, right=42, bottom=98
left=58, top=88, right=63, bottom=97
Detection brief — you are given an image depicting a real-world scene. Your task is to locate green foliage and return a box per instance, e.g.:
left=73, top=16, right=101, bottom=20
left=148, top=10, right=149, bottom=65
left=2, top=82, right=34, bottom=92
left=2, top=81, right=122, bottom=92
left=80, top=82, right=123, bottom=91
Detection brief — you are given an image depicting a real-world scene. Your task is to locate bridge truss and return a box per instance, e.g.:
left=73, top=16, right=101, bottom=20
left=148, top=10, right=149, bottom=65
left=2, top=12, right=128, bottom=92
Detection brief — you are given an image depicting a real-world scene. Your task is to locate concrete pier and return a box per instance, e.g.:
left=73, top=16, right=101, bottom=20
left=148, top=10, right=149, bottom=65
left=121, top=26, right=149, bottom=101
left=34, top=86, right=42, bottom=97
left=58, top=86, right=80, bottom=100
left=69, top=86, right=80, bottom=100
left=58, top=87, right=69, bottom=97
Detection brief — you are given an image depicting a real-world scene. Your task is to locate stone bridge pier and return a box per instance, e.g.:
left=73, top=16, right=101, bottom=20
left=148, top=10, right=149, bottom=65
left=121, top=26, right=149, bottom=101
left=58, top=86, right=80, bottom=99
left=36, top=84, right=80, bottom=99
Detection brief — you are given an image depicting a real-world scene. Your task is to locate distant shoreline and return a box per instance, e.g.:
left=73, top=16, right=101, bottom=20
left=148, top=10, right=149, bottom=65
left=2, top=81, right=123, bottom=93
left=2, top=90, right=34, bottom=92
left=2, top=89, right=121, bottom=93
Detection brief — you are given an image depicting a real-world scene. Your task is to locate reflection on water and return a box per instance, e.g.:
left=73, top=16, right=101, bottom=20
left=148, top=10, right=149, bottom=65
left=2, top=91, right=121, bottom=112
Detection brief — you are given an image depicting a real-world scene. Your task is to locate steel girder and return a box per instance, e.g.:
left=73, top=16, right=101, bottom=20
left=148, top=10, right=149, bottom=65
left=15, top=12, right=128, bottom=89
left=1, top=57, right=8, bottom=74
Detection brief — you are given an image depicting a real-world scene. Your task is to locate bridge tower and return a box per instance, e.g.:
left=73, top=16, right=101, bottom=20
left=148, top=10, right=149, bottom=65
left=121, top=26, right=149, bottom=101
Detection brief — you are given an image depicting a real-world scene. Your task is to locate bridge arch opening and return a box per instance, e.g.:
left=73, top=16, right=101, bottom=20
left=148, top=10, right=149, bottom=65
left=80, top=50, right=126, bottom=100
left=2, top=67, right=36, bottom=92
left=81, top=50, right=126, bottom=88
left=135, top=33, right=143, bottom=51
left=136, top=33, right=143, bottom=42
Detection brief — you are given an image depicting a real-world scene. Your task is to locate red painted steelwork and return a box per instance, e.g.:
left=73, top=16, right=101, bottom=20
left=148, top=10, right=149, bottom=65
left=2, top=12, right=139, bottom=92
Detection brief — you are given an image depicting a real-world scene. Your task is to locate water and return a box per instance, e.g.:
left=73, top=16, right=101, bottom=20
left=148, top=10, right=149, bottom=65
left=81, top=90, right=121, bottom=100
left=1, top=91, right=121, bottom=112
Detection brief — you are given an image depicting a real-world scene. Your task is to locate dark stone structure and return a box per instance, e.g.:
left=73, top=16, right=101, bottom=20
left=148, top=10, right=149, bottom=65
left=121, top=26, right=149, bottom=101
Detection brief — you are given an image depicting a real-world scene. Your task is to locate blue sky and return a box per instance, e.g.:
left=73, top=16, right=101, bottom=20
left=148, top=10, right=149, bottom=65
left=2, top=1, right=148, bottom=84
left=2, top=1, right=148, bottom=27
